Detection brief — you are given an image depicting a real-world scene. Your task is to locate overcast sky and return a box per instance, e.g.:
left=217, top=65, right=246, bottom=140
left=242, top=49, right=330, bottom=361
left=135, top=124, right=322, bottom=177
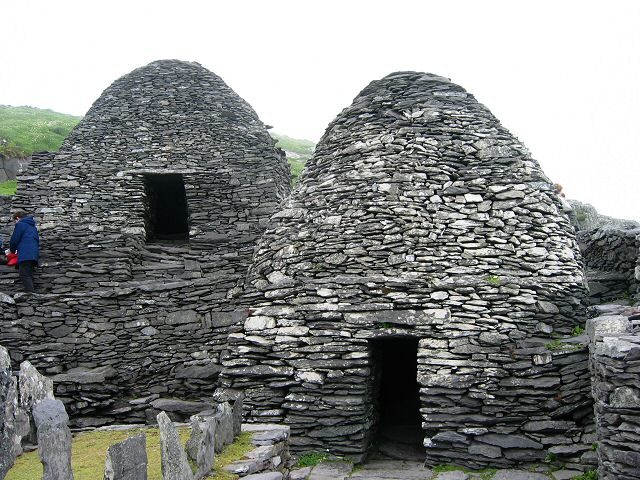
left=2, top=0, right=639, bottom=221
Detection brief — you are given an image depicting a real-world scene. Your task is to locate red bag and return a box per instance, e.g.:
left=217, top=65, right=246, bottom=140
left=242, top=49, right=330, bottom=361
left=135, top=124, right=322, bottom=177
left=6, top=252, right=18, bottom=267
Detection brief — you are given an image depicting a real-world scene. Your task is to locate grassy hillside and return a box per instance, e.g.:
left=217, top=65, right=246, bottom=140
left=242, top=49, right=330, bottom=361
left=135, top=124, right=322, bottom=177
left=0, top=105, right=81, bottom=157
left=0, top=106, right=314, bottom=194
left=270, top=133, right=314, bottom=184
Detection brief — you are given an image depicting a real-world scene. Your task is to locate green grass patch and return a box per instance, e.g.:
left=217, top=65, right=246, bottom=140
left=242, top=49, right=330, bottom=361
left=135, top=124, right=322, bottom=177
left=545, top=339, right=583, bottom=352
left=572, top=325, right=585, bottom=336
left=0, top=180, right=17, bottom=196
left=288, top=158, right=307, bottom=185
left=296, top=451, right=327, bottom=468
left=485, top=275, right=501, bottom=286
left=6, top=427, right=252, bottom=480
left=573, top=471, right=597, bottom=480
left=0, top=105, right=80, bottom=157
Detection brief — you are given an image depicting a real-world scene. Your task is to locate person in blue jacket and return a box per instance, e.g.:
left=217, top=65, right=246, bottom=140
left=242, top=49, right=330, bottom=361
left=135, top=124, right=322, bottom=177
left=9, top=210, right=40, bottom=293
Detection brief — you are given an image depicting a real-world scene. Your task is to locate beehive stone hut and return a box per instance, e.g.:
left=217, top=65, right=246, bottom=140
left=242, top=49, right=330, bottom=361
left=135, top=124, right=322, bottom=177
left=1, top=60, right=291, bottom=426
left=220, top=72, right=593, bottom=468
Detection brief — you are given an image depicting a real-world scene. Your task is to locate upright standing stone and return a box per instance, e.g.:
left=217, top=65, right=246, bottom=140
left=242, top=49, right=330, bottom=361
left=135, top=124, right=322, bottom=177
left=33, top=398, right=74, bottom=480
left=190, top=417, right=216, bottom=480
left=185, top=417, right=203, bottom=463
left=18, top=360, right=55, bottom=445
left=157, top=411, right=194, bottom=480
left=0, top=345, right=16, bottom=479
left=104, top=434, right=147, bottom=480
left=214, top=402, right=234, bottom=453
left=232, top=393, right=244, bottom=437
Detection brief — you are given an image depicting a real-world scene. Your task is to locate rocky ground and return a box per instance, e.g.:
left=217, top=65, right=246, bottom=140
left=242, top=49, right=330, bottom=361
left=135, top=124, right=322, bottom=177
left=291, top=459, right=586, bottom=480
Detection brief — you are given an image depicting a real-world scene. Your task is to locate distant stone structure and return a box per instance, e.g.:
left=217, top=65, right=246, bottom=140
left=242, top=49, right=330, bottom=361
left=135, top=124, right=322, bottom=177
left=1, top=60, right=291, bottom=427
left=219, top=72, right=592, bottom=467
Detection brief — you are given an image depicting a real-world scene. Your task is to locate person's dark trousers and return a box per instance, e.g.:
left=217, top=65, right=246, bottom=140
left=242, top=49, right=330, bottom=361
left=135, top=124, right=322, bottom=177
left=18, top=260, right=37, bottom=293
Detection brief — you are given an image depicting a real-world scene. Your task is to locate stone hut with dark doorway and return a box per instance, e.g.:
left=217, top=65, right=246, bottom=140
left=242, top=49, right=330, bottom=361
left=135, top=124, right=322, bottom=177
left=1, top=60, right=291, bottom=427
left=220, top=72, right=593, bottom=468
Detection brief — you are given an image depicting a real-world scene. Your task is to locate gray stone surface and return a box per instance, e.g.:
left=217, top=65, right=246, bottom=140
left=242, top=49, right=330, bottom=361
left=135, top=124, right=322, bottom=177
left=232, top=392, right=244, bottom=437
left=104, top=434, right=148, bottom=480
left=0, top=345, right=16, bottom=479
left=194, top=417, right=216, bottom=480
left=491, top=471, right=549, bottom=480
left=243, top=473, right=283, bottom=480
left=289, top=466, right=312, bottom=480
left=434, top=472, right=468, bottom=480
left=589, top=323, right=640, bottom=479
left=185, top=417, right=203, bottom=463
left=157, top=411, right=194, bottom=480
left=214, top=402, right=234, bottom=453
left=32, top=398, right=73, bottom=480
left=308, top=461, right=353, bottom=480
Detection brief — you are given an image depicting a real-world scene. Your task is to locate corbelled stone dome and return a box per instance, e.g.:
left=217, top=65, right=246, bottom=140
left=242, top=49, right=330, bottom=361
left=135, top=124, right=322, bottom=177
left=221, top=72, right=590, bottom=467
left=15, top=59, right=291, bottom=291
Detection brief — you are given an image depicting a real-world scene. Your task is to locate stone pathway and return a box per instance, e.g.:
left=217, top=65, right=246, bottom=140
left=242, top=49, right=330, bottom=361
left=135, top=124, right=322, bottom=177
left=295, top=460, right=584, bottom=480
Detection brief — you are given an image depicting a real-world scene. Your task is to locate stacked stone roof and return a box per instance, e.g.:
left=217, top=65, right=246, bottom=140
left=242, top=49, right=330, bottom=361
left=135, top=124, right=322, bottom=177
left=10, top=59, right=290, bottom=292
left=221, top=72, right=590, bottom=466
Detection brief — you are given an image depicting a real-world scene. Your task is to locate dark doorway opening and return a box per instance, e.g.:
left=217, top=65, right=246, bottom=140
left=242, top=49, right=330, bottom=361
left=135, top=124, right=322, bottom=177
left=370, top=337, right=424, bottom=460
left=144, top=174, right=189, bottom=242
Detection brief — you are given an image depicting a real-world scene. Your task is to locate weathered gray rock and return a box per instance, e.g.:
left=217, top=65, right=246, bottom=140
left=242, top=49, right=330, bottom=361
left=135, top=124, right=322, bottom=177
left=232, top=393, right=245, bottom=437
left=19, top=360, right=54, bottom=408
left=434, top=471, right=468, bottom=480
left=243, top=473, right=283, bottom=480
left=0, top=345, right=16, bottom=479
left=491, top=471, right=549, bottom=480
left=194, top=417, right=216, bottom=480
left=33, top=398, right=73, bottom=480
left=104, top=434, right=147, bottom=480
left=157, top=411, right=194, bottom=480
left=214, top=402, right=234, bottom=453
left=185, top=417, right=203, bottom=462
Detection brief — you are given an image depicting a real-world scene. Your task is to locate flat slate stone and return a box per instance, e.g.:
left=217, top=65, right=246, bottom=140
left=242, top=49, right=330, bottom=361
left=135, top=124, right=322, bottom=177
left=349, top=459, right=432, bottom=479
left=492, top=470, right=550, bottom=480
left=308, top=461, right=353, bottom=480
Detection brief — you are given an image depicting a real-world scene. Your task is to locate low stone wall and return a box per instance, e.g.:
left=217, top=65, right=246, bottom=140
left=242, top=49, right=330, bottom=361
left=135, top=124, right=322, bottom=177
left=587, top=311, right=640, bottom=479
left=0, top=284, right=247, bottom=428
left=578, top=226, right=640, bottom=304
left=225, top=424, right=291, bottom=479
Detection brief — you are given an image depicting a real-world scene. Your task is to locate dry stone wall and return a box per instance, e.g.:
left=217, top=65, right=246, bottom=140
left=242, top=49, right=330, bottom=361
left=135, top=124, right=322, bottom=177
left=1, top=60, right=290, bottom=426
left=219, top=72, right=590, bottom=468
left=578, top=226, right=640, bottom=304
left=587, top=310, right=640, bottom=479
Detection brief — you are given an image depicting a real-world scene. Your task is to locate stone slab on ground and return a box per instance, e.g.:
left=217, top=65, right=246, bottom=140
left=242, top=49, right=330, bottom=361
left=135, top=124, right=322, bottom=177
left=350, top=459, right=432, bottom=479
left=491, top=470, right=550, bottom=480
left=551, top=471, right=582, bottom=480
left=242, top=473, right=283, bottom=480
left=289, top=466, right=312, bottom=480
left=308, top=461, right=353, bottom=480
left=434, top=471, right=469, bottom=480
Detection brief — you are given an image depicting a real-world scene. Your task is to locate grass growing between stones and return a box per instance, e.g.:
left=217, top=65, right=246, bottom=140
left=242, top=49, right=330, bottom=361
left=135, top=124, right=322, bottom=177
left=6, top=427, right=253, bottom=480
left=296, top=451, right=328, bottom=467
left=0, top=180, right=17, bottom=196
